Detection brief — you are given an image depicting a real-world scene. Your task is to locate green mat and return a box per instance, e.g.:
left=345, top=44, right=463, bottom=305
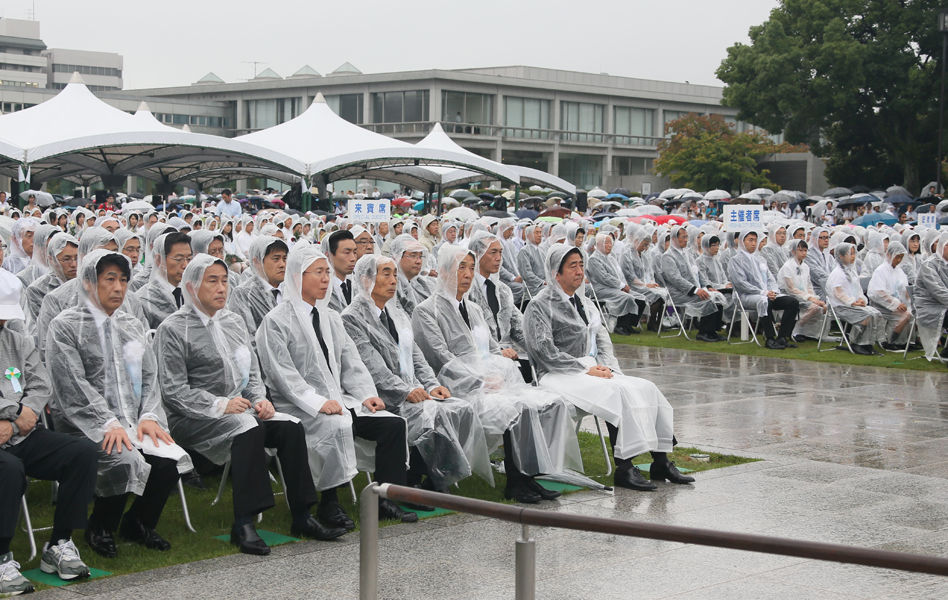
left=397, top=504, right=456, bottom=518
left=635, top=462, right=693, bottom=474
left=22, top=568, right=111, bottom=587
left=212, top=529, right=299, bottom=547
left=536, top=480, right=584, bottom=493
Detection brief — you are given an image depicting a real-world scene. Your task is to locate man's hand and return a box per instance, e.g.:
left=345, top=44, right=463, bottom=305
left=586, top=365, right=614, bottom=379
left=896, top=303, right=908, bottom=313
left=225, top=397, right=252, bottom=414
left=103, top=427, right=133, bottom=455
left=767, top=291, right=777, bottom=301
left=621, top=285, right=631, bottom=293
left=319, top=400, right=344, bottom=415
left=363, top=397, right=386, bottom=413
left=696, top=288, right=711, bottom=301
left=138, top=419, right=174, bottom=446
left=254, top=400, right=276, bottom=421
left=646, top=283, right=660, bottom=289
left=0, top=421, right=13, bottom=445
left=501, top=347, right=519, bottom=360
left=853, top=299, right=867, bottom=307
left=811, top=298, right=826, bottom=308
left=724, top=283, right=733, bottom=289
left=513, top=276, right=523, bottom=283
left=406, top=388, right=429, bottom=403
left=14, top=405, right=36, bottom=436
left=430, top=386, right=451, bottom=400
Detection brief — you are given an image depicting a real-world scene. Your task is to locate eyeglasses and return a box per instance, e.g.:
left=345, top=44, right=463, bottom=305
left=167, top=255, right=192, bottom=264
left=356, top=240, right=375, bottom=246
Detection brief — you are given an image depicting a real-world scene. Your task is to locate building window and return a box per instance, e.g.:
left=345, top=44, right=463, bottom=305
left=51, top=64, right=122, bottom=78
left=560, top=102, right=604, bottom=143
left=614, top=107, right=654, bottom=145
left=611, top=156, right=653, bottom=176
left=662, top=110, right=695, bottom=137
left=371, top=90, right=429, bottom=123
left=558, top=153, right=603, bottom=189
left=325, top=94, right=364, bottom=124
left=173, top=114, right=189, bottom=125
left=503, top=96, right=550, bottom=139
left=246, top=98, right=300, bottom=129
left=442, top=91, right=493, bottom=130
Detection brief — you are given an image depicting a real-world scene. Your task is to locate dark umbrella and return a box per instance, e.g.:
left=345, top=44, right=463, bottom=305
left=537, top=207, right=571, bottom=219
left=883, top=194, right=917, bottom=205
left=915, top=204, right=934, bottom=214
left=482, top=210, right=511, bottom=218
left=886, top=185, right=911, bottom=197
left=938, top=215, right=948, bottom=225
left=379, top=192, right=395, bottom=199
left=128, top=192, right=145, bottom=199
left=478, top=192, right=495, bottom=201
left=837, top=194, right=876, bottom=206
left=547, top=191, right=571, bottom=199
left=515, top=209, right=539, bottom=219
left=462, top=197, right=479, bottom=205
left=849, top=185, right=871, bottom=193
left=609, top=187, right=632, bottom=197
left=591, top=212, right=618, bottom=221
left=311, top=210, right=329, bottom=216
left=450, top=189, right=476, bottom=199
left=62, top=196, right=89, bottom=207
left=823, top=187, right=854, bottom=198
left=235, top=193, right=248, bottom=199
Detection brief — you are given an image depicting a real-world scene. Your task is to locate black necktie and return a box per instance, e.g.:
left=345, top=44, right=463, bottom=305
left=570, top=295, right=588, bottom=325
left=311, top=308, right=332, bottom=373
left=458, top=300, right=471, bottom=329
left=271, top=288, right=280, bottom=304
left=172, top=287, right=183, bottom=308
left=380, top=309, right=399, bottom=343
left=342, top=280, right=352, bottom=305
left=484, top=279, right=501, bottom=330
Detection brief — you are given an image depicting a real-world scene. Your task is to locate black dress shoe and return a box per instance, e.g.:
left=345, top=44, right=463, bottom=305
left=84, top=523, right=117, bottom=559
left=847, top=344, right=871, bottom=355
left=627, top=327, right=642, bottom=334
left=647, top=323, right=660, bottom=333
left=614, top=465, right=657, bottom=491
left=777, top=337, right=798, bottom=349
left=119, top=516, right=171, bottom=551
left=316, top=500, right=355, bottom=530
left=292, top=516, right=347, bottom=541
left=696, top=332, right=719, bottom=343
left=765, top=338, right=785, bottom=350
left=525, top=478, right=561, bottom=500
left=230, top=522, right=270, bottom=555
left=649, top=461, right=695, bottom=484
left=503, top=482, right=542, bottom=504
left=378, top=499, right=419, bottom=523
left=181, top=471, right=207, bottom=491
left=401, top=500, right=436, bottom=512
left=613, top=326, right=632, bottom=336
left=880, top=341, right=903, bottom=352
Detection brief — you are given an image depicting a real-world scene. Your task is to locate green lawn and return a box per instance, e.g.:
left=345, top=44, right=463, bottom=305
left=610, top=330, right=947, bottom=373
left=12, top=432, right=755, bottom=591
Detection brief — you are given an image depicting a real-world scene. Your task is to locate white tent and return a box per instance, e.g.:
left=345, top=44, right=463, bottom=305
left=238, top=93, right=520, bottom=187
left=415, top=123, right=575, bottom=194
left=0, top=73, right=305, bottom=185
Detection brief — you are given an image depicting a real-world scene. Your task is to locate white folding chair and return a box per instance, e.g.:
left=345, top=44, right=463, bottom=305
left=586, top=282, right=612, bottom=331
left=212, top=449, right=291, bottom=523
left=725, top=289, right=775, bottom=346
left=817, top=303, right=855, bottom=354
left=657, top=294, right=692, bottom=340
left=19, top=481, right=48, bottom=562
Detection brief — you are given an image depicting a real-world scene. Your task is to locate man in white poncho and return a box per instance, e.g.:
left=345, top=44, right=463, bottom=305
left=867, top=241, right=916, bottom=350
left=48, top=250, right=190, bottom=560
left=412, top=245, right=582, bottom=504
left=776, top=239, right=830, bottom=342
left=255, top=245, right=431, bottom=530
left=341, top=253, right=492, bottom=493
left=155, top=254, right=344, bottom=556
left=524, top=244, right=693, bottom=491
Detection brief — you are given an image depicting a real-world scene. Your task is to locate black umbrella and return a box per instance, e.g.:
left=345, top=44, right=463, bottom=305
left=591, top=212, right=618, bottom=221
left=482, top=210, right=511, bottom=218
left=128, top=192, right=145, bottom=199
left=849, top=185, right=871, bottom=193
left=311, top=210, right=329, bottom=216
left=883, top=194, right=917, bottom=205
left=478, top=192, right=495, bottom=201
left=515, top=209, right=539, bottom=219
left=886, top=185, right=911, bottom=197
left=462, top=197, right=479, bottom=205
left=609, top=187, right=632, bottom=197
left=915, top=204, right=934, bottom=214
left=837, top=194, right=876, bottom=207
left=546, top=191, right=571, bottom=199
left=235, top=193, right=248, bottom=199
left=823, top=187, right=853, bottom=198
left=379, top=192, right=395, bottom=199
left=62, top=196, right=89, bottom=207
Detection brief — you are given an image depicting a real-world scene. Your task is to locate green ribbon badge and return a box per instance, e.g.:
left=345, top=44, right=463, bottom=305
left=5, top=368, right=22, bottom=394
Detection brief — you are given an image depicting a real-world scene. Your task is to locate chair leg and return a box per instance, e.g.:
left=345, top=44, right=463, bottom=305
left=349, top=480, right=358, bottom=504
left=21, top=493, right=37, bottom=562
left=273, top=456, right=291, bottom=511
left=902, top=320, right=917, bottom=359
left=593, top=417, right=612, bottom=477
left=177, top=480, right=196, bottom=533
left=212, top=460, right=231, bottom=506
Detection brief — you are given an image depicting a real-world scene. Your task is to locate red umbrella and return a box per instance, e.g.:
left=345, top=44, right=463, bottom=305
left=537, top=206, right=572, bottom=219
left=650, top=215, right=687, bottom=225
left=391, top=198, right=412, bottom=207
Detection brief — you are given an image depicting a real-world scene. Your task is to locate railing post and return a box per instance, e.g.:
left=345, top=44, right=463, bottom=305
left=515, top=524, right=536, bottom=600
left=360, top=482, right=380, bottom=600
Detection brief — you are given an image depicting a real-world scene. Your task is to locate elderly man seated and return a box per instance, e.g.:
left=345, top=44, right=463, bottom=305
left=390, top=234, right=435, bottom=315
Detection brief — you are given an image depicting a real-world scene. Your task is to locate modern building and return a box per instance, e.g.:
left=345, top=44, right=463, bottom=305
left=0, top=18, right=47, bottom=89
left=44, top=48, right=123, bottom=92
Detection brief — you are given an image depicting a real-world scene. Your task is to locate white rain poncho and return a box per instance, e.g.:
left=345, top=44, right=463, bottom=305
left=135, top=232, right=187, bottom=330
left=255, top=245, right=377, bottom=490
left=0, top=283, right=50, bottom=448
left=777, top=239, right=829, bottom=340
left=114, top=229, right=143, bottom=271
left=431, top=221, right=460, bottom=261
left=587, top=233, right=642, bottom=319
left=190, top=229, right=239, bottom=304
left=859, top=230, right=887, bottom=291
left=825, top=243, right=885, bottom=345
left=495, top=220, right=525, bottom=303
left=16, top=223, right=56, bottom=289
left=913, top=232, right=948, bottom=356
left=921, top=228, right=941, bottom=257
left=129, top=223, right=173, bottom=293
left=48, top=249, right=192, bottom=496
left=517, top=224, right=546, bottom=298
left=804, top=226, right=834, bottom=300
left=412, top=245, right=582, bottom=477
left=466, top=232, right=528, bottom=354
left=23, top=233, right=79, bottom=335
left=696, top=233, right=730, bottom=290
left=760, top=223, right=789, bottom=278
left=524, top=244, right=675, bottom=460
left=235, top=215, right=255, bottom=256
left=231, top=235, right=285, bottom=333
left=389, top=233, right=435, bottom=315
left=340, top=253, right=492, bottom=489
left=728, top=229, right=781, bottom=317
left=867, top=241, right=913, bottom=343
left=620, top=225, right=668, bottom=303
left=898, top=230, right=922, bottom=285
left=154, top=255, right=268, bottom=464
left=2, top=217, right=37, bottom=274
left=660, top=225, right=726, bottom=317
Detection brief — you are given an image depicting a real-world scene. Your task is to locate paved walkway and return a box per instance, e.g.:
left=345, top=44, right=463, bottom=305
left=36, top=347, right=948, bottom=599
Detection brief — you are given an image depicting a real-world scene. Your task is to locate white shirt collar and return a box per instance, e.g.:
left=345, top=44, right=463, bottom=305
left=557, top=288, right=573, bottom=304
left=191, top=305, right=212, bottom=326
left=292, top=298, right=316, bottom=315
left=370, top=303, right=383, bottom=319
left=84, top=298, right=110, bottom=329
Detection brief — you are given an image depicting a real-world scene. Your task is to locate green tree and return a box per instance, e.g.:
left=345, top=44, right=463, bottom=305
left=652, top=113, right=803, bottom=192
left=716, top=0, right=943, bottom=194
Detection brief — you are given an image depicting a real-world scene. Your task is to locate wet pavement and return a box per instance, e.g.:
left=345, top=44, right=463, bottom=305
left=37, top=347, right=948, bottom=599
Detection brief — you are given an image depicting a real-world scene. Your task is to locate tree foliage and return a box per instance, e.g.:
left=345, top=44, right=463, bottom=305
left=653, top=113, right=806, bottom=192
left=716, top=0, right=944, bottom=194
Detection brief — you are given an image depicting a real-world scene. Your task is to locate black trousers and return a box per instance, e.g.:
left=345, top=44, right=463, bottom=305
left=605, top=422, right=678, bottom=463
left=517, top=359, right=533, bottom=384
left=349, top=408, right=407, bottom=487
left=229, top=420, right=319, bottom=520
left=89, top=452, right=180, bottom=532
left=698, top=307, right=725, bottom=334
left=1, top=428, right=98, bottom=538
left=759, top=296, right=800, bottom=339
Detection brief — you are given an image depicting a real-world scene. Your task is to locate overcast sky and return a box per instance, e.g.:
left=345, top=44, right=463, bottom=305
left=3, top=0, right=780, bottom=90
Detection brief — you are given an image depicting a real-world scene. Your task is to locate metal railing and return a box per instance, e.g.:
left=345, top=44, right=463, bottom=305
left=359, top=482, right=948, bottom=600
left=358, top=121, right=664, bottom=147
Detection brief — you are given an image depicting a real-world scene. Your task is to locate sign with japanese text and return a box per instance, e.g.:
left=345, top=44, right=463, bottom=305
left=724, top=205, right=763, bottom=231
left=918, top=213, right=938, bottom=229
left=348, top=199, right=391, bottom=223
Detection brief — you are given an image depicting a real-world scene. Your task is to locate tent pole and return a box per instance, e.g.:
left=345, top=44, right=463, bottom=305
left=515, top=185, right=520, bottom=210
left=437, top=184, right=443, bottom=216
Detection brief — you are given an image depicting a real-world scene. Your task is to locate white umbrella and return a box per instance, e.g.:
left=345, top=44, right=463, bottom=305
left=19, top=190, right=55, bottom=207
left=935, top=199, right=948, bottom=214
left=632, top=205, right=667, bottom=216
left=750, top=188, right=775, bottom=198
left=587, top=188, right=608, bottom=199
left=122, top=200, right=155, bottom=212
left=704, top=189, right=731, bottom=201
left=445, top=206, right=479, bottom=221
left=737, top=192, right=764, bottom=201
left=439, top=197, right=460, bottom=207
left=616, top=208, right=637, bottom=217
left=658, top=188, right=681, bottom=199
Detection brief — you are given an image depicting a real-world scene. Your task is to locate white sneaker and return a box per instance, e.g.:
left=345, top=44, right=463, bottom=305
left=40, top=539, right=90, bottom=581
left=0, top=552, right=33, bottom=596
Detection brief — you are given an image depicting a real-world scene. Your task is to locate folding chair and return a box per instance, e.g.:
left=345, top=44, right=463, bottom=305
left=518, top=282, right=533, bottom=312
left=656, top=294, right=691, bottom=340
left=817, top=303, right=855, bottom=354
left=725, top=289, right=776, bottom=346
left=177, top=480, right=196, bottom=533
left=19, top=481, right=48, bottom=562
left=587, top=282, right=611, bottom=331
left=212, top=449, right=291, bottom=522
